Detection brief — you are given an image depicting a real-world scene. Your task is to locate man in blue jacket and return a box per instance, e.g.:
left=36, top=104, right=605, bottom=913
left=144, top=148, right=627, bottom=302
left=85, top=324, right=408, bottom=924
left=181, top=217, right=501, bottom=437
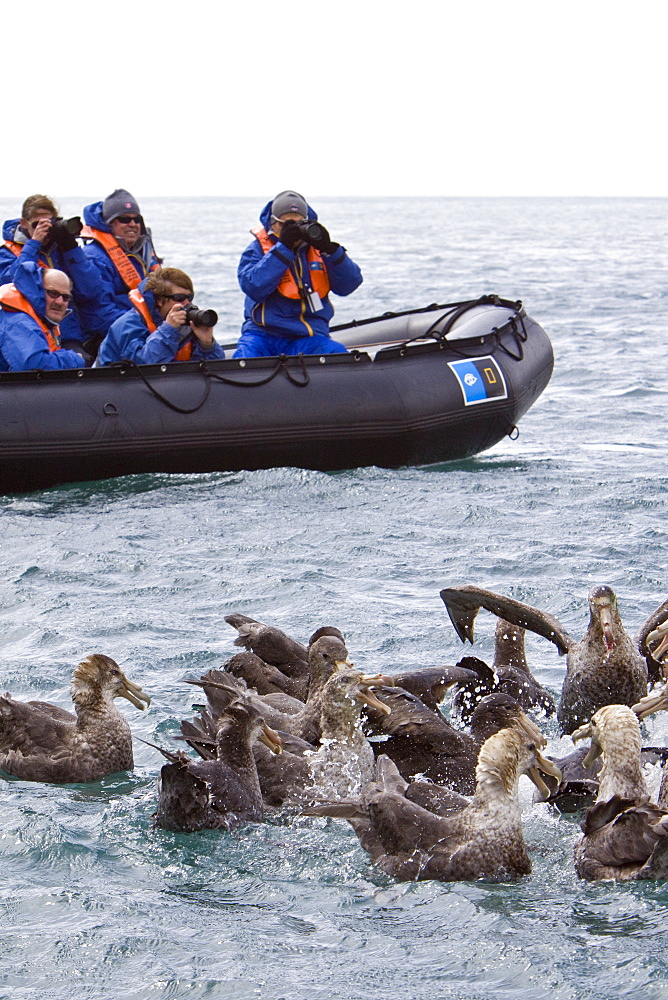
left=79, top=189, right=161, bottom=348
left=0, top=194, right=110, bottom=353
left=0, top=263, right=88, bottom=372
left=97, top=267, right=226, bottom=366
left=235, top=191, right=363, bottom=358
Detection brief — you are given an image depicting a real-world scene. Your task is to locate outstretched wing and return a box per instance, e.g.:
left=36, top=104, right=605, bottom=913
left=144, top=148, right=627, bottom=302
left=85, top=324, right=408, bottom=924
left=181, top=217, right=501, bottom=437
left=439, top=585, right=573, bottom=655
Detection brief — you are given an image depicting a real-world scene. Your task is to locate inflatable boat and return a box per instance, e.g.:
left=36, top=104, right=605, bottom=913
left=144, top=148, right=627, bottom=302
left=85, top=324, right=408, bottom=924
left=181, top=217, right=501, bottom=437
left=0, top=295, right=553, bottom=494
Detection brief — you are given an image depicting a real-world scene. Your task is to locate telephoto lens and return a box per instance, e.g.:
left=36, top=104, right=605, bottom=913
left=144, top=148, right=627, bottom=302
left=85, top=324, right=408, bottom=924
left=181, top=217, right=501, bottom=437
left=184, top=305, right=218, bottom=327
left=297, top=221, right=325, bottom=243
left=64, top=216, right=83, bottom=236
left=50, top=216, right=83, bottom=237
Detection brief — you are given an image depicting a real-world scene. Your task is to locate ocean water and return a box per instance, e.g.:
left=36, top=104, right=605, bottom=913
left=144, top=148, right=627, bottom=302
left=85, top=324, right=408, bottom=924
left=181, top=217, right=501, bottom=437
left=0, top=196, right=667, bottom=1000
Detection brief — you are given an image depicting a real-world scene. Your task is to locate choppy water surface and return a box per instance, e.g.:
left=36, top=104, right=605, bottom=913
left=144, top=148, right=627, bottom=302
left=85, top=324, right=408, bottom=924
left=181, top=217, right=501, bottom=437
left=0, top=197, right=667, bottom=1000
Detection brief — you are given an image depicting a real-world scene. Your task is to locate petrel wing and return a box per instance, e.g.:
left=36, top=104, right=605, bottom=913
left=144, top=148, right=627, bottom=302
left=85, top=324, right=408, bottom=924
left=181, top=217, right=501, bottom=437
left=439, top=585, right=573, bottom=655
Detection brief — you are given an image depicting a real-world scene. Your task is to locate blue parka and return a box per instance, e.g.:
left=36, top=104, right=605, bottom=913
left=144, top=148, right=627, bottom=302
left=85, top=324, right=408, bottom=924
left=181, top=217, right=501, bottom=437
left=97, top=277, right=226, bottom=366
left=237, top=200, right=363, bottom=349
left=79, top=201, right=161, bottom=336
left=0, top=218, right=111, bottom=343
left=0, top=261, right=87, bottom=372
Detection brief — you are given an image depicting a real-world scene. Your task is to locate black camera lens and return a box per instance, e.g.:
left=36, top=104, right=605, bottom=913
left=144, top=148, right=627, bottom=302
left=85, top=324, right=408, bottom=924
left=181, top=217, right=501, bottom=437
left=184, top=305, right=218, bottom=327
left=64, top=216, right=83, bottom=236
left=296, top=221, right=325, bottom=243
left=46, top=216, right=83, bottom=249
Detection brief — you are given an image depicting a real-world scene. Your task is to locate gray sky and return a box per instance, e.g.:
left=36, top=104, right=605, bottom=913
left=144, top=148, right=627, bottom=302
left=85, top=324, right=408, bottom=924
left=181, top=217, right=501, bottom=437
left=5, top=0, right=666, bottom=198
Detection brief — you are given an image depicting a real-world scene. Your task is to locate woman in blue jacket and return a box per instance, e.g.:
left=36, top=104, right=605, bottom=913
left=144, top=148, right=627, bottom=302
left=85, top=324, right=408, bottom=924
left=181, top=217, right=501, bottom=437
left=97, top=267, right=225, bottom=366
left=235, top=191, right=363, bottom=358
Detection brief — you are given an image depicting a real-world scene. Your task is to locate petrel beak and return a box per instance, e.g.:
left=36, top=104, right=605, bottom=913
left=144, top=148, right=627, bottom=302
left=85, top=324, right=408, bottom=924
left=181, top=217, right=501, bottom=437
left=527, top=751, right=562, bottom=800
left=571, top=722, right=601, bottom=767
left=258, top=723, right=283, bottom=755
left=118, top=674, right=151, bottom=710
left=356, top=685, right=391, bottom=716
left=571, top=721, right=592, bottom=744
left=647, top=622, right=668, bottom=661
left=599, top=606, right=615, bottom=652
left=633, top=684, right=668, bottom=720
left=517, top=713, right=548, bottom=749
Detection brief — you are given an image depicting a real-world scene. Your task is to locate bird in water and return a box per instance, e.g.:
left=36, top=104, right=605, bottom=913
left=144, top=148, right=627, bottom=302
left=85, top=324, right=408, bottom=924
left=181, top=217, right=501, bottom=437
left=532, top=688, right=668, bottom=815
left=571, top=703, right=668, bottom=881
left=366, top=697, right=548, bottom=818
left=0, top=654, right=150, bottom=783
left=306, top=718, right=560, bottom=881
left=301, top=667, right=391, bottom=801
left=448, top=618, right=556, bottom=724
left=152, top=695, right=283, bottom=833
left=439, top=583, right=666, bottom=733
left=178, top=663, right=390, bottom=807
left=223, top=614, right=344, bottom=701
left=362, top=678, right=536, bottom=794
left=218, top=635, right=354, bottom=745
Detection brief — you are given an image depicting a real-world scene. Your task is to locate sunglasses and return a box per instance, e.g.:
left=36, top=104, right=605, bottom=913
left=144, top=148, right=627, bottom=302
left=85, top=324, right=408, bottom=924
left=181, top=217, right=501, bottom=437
left=115, top=215, right=141, bottom=224
left=164, top=293, right=194, bottom=303
left=45, top=288, right=73, bottom=303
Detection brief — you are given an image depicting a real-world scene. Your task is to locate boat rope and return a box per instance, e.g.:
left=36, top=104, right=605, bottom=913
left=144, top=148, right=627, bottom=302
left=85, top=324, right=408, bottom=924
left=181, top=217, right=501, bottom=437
left=332, top=294, right=523, bottom=334
left=123, top=360, right=212, bottom=414
left=493, top=313, right=528, bottom=361
left=204, top=354, right=310, bottom=388
left=429, top=295, right=521, bottom=341
left=116, top=354, right=311, bottom=414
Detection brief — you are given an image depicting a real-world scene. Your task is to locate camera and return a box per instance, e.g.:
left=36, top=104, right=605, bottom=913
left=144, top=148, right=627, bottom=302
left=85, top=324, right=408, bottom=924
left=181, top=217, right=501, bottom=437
left=295, top=220, right=326, bottom=245
left=184, top=304, right=218, bottom=328
left=50, top=216, right=83, bottom=238
left=46, top=216, right=83, bottom=250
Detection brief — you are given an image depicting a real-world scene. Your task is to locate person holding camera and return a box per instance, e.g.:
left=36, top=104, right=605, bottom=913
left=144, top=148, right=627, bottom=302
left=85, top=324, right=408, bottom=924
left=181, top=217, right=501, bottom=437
left=0, top=194, right=110, bottom=354
left=234, top=190, right=363, bottom=358
left=96, top=267, right=225, bottom=366
left=0, top=263, right=88, bottom=372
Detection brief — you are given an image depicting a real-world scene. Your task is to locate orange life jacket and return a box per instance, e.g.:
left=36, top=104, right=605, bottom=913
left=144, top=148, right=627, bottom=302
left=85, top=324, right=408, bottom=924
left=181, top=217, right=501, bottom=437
left=0, top=283, right=61, bottom=352
left=252, top=226, right=330, bottom=300
left=4, top=242, right=50, bottom=267
left=128, top=288, right=193, bottom=361
left=80, top=226, right=156, bottom=290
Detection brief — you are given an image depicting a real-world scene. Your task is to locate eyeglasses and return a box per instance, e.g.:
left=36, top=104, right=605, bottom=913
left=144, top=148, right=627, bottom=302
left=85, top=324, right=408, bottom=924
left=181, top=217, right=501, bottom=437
left=44, top=288, right=73, bottom=303
left=115, top=215, right=141, bottom=224
left=164, top=293, right=194, bottom=303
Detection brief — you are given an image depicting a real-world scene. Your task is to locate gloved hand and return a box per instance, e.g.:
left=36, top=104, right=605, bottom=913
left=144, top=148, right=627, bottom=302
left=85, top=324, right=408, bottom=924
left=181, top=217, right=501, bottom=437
left=51, top=223, right=79, bottom=252
left=278, top=219, right=303, bottom=250
left=305, top=224, right=340, bottom=255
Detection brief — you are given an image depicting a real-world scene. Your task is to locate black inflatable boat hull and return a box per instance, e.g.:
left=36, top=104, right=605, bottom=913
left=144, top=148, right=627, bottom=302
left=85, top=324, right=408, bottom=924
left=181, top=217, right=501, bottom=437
left=0, top=299, right=553, bottom=493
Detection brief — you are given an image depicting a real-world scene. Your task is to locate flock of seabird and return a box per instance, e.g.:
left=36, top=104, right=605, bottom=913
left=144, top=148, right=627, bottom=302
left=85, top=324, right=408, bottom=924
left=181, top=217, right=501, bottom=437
left=2, top=584, right=668, bottom=883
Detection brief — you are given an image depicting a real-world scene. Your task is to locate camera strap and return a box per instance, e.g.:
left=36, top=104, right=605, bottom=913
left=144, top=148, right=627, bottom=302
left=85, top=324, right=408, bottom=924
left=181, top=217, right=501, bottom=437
left=292, top=252, right=323, bottom=313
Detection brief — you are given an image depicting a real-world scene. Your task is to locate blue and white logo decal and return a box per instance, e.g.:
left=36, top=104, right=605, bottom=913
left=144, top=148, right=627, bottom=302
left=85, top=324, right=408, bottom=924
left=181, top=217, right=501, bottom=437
left=448, top=356, right=508, bottom=406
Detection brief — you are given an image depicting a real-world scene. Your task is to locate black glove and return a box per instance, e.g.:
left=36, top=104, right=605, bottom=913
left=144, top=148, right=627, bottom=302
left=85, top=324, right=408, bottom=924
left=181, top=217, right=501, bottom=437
left=51, top=222, right=79, bottom=252
left=305, top=224, right=339, bottom=255
left=278, top=219, right=303, bottom=250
